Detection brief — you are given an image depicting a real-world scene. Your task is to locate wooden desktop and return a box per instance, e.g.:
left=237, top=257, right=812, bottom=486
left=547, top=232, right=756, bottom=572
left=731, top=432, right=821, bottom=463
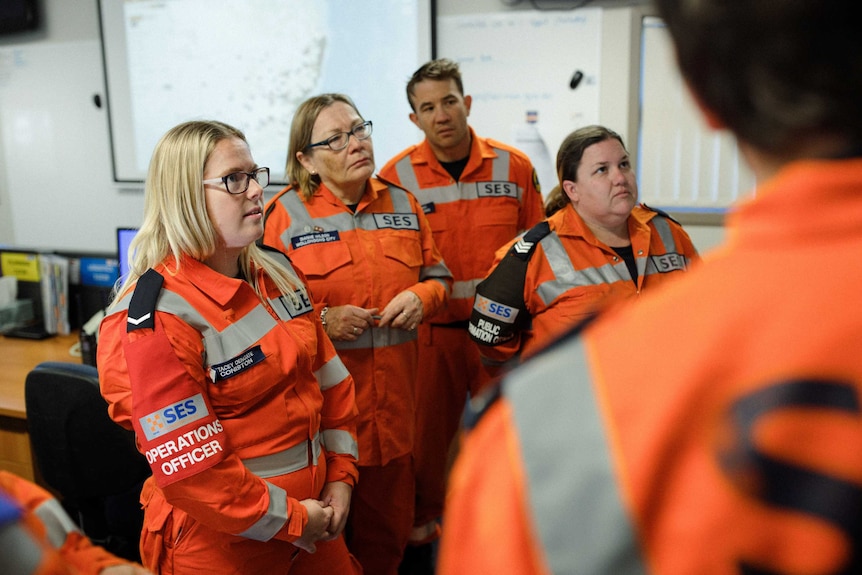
left=0, top=331, right=81, bottom=481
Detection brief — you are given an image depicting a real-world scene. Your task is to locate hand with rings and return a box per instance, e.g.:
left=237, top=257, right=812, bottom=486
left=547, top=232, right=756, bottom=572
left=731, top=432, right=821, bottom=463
left=377, top=290, right=424, bottom=331
left=322, top=304, right=379, bottom=341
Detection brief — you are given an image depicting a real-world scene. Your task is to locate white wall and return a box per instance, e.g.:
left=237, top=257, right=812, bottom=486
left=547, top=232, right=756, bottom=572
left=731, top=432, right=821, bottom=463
left=0, top=0, right=725, bottom=255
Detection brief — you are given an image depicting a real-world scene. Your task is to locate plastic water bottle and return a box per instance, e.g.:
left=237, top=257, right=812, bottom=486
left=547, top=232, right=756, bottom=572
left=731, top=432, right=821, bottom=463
left=512, top=111, right=557, bottom=200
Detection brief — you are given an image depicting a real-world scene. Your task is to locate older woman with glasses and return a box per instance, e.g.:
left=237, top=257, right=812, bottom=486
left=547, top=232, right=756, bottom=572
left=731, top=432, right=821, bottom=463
left=263, top=93, right=452, bottom=575
left=98, top=120, right=361, bottom=574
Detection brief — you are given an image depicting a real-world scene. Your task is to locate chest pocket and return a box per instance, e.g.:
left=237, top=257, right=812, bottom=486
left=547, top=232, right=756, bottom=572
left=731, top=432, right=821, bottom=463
left=291, top=240, right=352, bottom=278
left=478, top=197, right=520, bottom=228
left=204, top=337, right=284, bottom=416
left=544, top=284, right=614, bottom=323
left=380, top=233, right=423, bottom=269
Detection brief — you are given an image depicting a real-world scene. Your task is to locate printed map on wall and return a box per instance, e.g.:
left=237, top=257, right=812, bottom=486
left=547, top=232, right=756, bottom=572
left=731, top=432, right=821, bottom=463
left=102, top=0, right=431, bottom=183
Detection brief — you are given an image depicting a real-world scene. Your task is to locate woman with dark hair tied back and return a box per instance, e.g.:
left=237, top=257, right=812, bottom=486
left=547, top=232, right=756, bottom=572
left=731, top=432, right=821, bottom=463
left=469, top=124, right=699, bottom=371
left=262, top=93, right=452, bottom=575
left=442, top=1, right=862, bottom=573
left=98, top=120, right=361, bottom=574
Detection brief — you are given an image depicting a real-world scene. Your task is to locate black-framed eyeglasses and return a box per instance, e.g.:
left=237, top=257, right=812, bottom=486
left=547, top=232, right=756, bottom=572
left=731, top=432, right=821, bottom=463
left=306, top=121, right=373, bottom=152
left=203, top=167, right=270, bottom=195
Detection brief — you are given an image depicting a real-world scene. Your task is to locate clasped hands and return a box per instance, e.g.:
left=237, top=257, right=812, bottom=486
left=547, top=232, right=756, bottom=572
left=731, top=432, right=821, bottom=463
left=292, top=481, right=353, bottom=554
left=322, top=290, right=423, bottom=341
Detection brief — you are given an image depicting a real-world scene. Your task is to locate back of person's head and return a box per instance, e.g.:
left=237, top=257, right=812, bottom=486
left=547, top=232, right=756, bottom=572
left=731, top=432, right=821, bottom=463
left=557, top=125, right=626, bottom=185
left=655, top=0, right=862, bottom=156
left=406, top=58, right=465, bottom=112
left=287, top=93, right=362, bottom=199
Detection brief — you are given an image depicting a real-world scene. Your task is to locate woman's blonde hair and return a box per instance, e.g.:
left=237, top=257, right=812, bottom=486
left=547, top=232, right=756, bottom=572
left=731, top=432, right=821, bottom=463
left=113, top=120, right=302, bottom=305
left=286, top=93, right=363, bottom=200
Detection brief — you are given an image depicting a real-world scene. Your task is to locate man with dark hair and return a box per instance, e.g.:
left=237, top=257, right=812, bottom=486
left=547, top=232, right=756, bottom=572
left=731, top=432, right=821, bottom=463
left=379, top=58, right=544, bottom=572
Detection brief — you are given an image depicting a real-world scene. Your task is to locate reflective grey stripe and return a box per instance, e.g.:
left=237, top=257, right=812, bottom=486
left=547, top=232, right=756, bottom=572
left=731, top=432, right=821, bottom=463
left=650, top=216, right=677, bottom=254
left=33, top=498, right=80, bottom=548
left=504, top=338, right=648, bottom=574
left=315, top=355, right=351, bottom=391
left=275, top=185, right=451, bottom=294
left=322, top=428, right=359, bottom=460
left=242, top=434, right=321, bottom=479
left=0, top=522, right=43, bottom=574
left=642, top=216, right=692, bottom=277
left=108, top=277, right=295, bottom=369
left=237, top=481, right=288, bottom=541
left=492, top=149, right=511, bottom=180
left=394, top=157, right=421, bottom=193
left=536, top=232, right=630, bottom=306
left=535, top=218, right=687, bottom=306
left=152, top=290, right=278, bottom=367
left=420, top=267, right=453, bottom=293
left=333, top=325, right=417, bottom=351
left=393, top=149, right=520, bottom=204
left=277, top=185, right=417, bottom=234
left=452, top=278, right=481, bottom=300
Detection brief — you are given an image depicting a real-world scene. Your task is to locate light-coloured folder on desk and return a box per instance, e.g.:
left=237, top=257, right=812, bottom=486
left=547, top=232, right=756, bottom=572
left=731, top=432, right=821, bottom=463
left=0, top=250, right=69, bottom=335
left=39, top=253, right=70, bottom=335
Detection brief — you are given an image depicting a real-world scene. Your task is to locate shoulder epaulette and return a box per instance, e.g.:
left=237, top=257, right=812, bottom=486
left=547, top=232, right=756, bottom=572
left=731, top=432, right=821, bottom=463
left=374, top=174, right=408, bottom=193
left=508, top=220, right=552, bottom=261
left=641, top=203, right=682, bottom=226
left=127, top=268, right=164, bottom=332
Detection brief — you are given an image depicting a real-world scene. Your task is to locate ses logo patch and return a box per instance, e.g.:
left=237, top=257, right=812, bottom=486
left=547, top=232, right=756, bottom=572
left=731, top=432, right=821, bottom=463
left=139, top=393, right=209, bottom=441
left=474, top=294, right=518, bottom=324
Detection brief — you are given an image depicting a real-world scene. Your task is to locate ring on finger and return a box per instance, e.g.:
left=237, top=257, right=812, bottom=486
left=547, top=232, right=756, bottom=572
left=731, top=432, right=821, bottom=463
left=353, top=326, right=358, bottom=335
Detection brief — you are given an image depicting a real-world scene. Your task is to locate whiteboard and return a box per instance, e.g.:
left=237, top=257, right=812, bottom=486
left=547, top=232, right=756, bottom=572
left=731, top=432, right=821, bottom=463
left=0, top=40, right=129, bottom=251
left=637, top=16, right=756, bottom=212
left=437, top=8, right=602, bottom=195
left=98, top=0, right=434, bottom=184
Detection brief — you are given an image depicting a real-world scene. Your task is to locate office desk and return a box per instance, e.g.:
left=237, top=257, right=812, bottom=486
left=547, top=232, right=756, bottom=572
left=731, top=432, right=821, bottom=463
left=0, top=332, right=81, bottom=481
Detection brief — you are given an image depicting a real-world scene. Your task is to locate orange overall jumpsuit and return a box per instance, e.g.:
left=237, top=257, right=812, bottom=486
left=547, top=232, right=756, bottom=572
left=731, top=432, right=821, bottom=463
left=263, top=177, right=452, bottom=575
left=98, top=253, right=360, bottom=575
left=0, top=471, right=138, bottom=574
left=441, top=158, right=862, bottom=574
left=470, top=203, right=699, bottom=369
left=379, top=128, right=544, bottom=532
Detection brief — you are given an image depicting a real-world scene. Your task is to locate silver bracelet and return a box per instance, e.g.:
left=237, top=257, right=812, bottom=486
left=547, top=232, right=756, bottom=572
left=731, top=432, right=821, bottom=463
left=320, top=306, right=329, bottom=328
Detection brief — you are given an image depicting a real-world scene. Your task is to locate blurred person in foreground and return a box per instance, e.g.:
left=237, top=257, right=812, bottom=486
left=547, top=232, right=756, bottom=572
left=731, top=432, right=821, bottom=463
left=0, top=471, right=151, bottom=575
left=440, top=0, right=862, bottom=573
left=469, top=125, right=698, bottom=371
left=98, top=120, right=360, bottom=574
left=262, top=93, right=452, bottom=575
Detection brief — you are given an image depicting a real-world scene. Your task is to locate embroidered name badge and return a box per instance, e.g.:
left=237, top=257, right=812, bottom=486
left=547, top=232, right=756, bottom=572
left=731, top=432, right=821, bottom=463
left=291, top=230, right=340, bottom=249
left=373, top=213, right=420, bottom=230
left=476, top=181, right=518, bottom=198
left=651, top=253, right=687, bottom=273
left=422, top=202, right=436, bottom=215
left=139, top=393, right=210, bottom=441
left=473, top=294, right=519, bottom=324
left=209, top=345, right=266, bottom=383
left=276, top=288, right=314, bottom=320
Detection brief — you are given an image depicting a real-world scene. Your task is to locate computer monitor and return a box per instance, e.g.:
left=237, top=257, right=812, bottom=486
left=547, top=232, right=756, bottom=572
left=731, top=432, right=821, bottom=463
left=116, top=227, right=138, bottom=282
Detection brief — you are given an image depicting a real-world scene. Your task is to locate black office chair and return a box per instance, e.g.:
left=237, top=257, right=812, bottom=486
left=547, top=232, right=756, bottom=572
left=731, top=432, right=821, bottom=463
left=24, top=361, right=151, bottom=562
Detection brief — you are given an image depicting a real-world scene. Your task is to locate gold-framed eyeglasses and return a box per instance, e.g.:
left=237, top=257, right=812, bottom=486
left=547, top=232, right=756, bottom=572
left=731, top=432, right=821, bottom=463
left=203, top=167, right=270, bottom=195
left=306, top=121, right=373, bottom=152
